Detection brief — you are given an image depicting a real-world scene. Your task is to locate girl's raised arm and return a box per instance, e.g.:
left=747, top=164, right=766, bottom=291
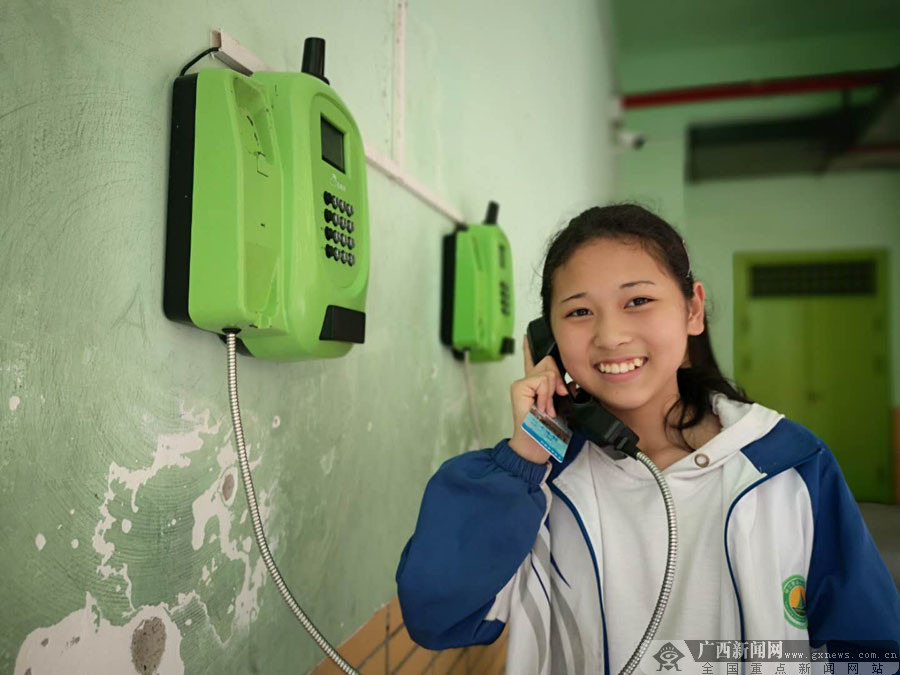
left=395, top=439, right=552, bottom=649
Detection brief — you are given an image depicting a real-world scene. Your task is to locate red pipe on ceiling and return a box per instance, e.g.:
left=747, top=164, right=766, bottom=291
left=623, top=69, right=891, bottom=109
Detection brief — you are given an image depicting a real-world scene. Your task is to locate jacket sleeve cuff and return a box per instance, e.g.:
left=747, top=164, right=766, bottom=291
left=491, top=439, right=550, bottom=486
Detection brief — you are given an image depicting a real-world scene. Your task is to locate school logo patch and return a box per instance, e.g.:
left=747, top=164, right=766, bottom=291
left=782, top=574, right=808, bottom=629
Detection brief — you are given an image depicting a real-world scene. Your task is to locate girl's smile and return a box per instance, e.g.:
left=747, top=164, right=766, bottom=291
left=594, top=356, right=648, bottom=382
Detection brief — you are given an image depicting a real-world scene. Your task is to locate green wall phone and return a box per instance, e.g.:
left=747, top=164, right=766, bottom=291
left=440, top=202, right=516, bottom=362
left=164, top=38, right=368, bottom=361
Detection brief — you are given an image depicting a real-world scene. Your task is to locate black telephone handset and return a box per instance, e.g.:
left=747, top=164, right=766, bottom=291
left=526, top=317, right=640, bottom=459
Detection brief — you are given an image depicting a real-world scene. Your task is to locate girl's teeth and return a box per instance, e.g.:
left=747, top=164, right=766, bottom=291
left=599, top=358, right=645, bottom=374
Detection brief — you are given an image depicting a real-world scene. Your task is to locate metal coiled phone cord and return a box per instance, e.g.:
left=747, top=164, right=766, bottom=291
left=620, top=450, right=678, bottom=675
left=225, top=333, right=360, bottom=675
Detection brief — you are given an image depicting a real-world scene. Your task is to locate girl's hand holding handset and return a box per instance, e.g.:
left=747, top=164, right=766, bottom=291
left=508, top=334, right=572, bottom=464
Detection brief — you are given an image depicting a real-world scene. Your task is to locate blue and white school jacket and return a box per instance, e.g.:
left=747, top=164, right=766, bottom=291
left=396, top=394, right=900, bottom=674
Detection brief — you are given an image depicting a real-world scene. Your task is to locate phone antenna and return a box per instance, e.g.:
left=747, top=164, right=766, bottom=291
left=302, top=37, right=329, bottom=84
left=484, top=201, right=499, bottom=225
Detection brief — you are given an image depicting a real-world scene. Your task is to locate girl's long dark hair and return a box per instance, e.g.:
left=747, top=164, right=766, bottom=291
left=540, top=203, right=753, bottom=451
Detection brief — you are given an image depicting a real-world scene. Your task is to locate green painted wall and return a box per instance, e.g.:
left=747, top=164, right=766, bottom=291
left=0, top=1, right=615, bottom=673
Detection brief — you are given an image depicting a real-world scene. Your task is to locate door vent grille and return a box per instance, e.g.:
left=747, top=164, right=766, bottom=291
left=751, top=260, right=875, bottom=297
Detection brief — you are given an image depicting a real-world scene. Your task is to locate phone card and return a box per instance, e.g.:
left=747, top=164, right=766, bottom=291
left=521, top=405, right=572, bottom=463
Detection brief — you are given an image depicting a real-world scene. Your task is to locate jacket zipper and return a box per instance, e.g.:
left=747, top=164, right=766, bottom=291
left=549, top=482, right=611, bottom=675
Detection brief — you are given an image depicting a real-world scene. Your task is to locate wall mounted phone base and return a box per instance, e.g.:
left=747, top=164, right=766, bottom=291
left=167, top=38, right=365, bottom=675
left=164, top=37, right=369, bottom=362
left=440, top=201, right=515, bottom=363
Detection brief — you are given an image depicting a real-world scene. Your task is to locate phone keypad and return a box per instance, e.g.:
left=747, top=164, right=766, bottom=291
left=322, top=191, right=357, bottom=266
left=500, top=280, right=511, bottom=316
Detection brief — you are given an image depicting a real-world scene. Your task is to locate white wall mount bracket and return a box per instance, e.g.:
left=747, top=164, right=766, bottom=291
left=207, top=25, right=463, bottom=223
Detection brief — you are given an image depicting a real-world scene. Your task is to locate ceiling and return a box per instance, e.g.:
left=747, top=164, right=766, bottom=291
left=610, top=0, right=900, bottom=177
left=611, top=0, right=900, bottom=54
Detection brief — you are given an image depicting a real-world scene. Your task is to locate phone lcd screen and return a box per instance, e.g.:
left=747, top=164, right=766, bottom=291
left=321, top=117, right=345, bottom=172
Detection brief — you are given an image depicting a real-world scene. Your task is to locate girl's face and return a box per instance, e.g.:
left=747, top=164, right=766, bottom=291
left=549, top=237, right=705, bottom=416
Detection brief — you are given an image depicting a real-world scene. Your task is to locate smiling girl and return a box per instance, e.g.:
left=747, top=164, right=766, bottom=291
left=396, top=204, right=900, bottom=674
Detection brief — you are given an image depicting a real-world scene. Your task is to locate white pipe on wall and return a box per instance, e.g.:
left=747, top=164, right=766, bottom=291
left=210, top=27, right=464, bottom=224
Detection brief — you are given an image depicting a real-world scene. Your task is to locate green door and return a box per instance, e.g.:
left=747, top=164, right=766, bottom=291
left=734, top=251, right=893, bottom=503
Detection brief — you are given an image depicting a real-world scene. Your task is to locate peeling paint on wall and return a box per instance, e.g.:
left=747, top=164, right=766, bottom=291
left=131, top=616, right=166, bottom=674
left=14, top=595, right=184, bottom=675
left=90, top=405, right=223, bottom=618
left=13, top=398, right=281, bottom=669
left=189, top=435, right=273, bottom=639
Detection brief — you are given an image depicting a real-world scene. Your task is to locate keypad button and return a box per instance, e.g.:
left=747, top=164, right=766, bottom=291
left=341, top=251, right=348, bottom=263
left=323, top=191, right=331, bottom=206
left=347, top=204, right=354, bottom=216
left=324, top=209, right=333, bottom=224
left=349, top=254, right=355, bottom=265
left=340, top=234, right=347, bottom=246
left=325, top=245, right=335, bottom=258
left=348, top=221, right=354, bottom=233
left=325, top=229, right=332, bottom=241
left=348, top=238, right=354, bottom=249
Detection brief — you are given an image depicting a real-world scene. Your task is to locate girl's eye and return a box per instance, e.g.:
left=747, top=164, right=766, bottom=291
left=566, top=298, right=653, bottom=317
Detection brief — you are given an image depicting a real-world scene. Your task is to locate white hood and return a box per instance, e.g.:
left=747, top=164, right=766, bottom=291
left=594, top=392, right=785, bottom=481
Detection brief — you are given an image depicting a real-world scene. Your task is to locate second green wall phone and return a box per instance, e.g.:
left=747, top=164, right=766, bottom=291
left=440, top=202, right=516, bottom=362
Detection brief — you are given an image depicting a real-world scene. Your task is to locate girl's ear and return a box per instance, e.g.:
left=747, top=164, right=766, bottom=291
left=687, top=281, right=705, bottom=336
